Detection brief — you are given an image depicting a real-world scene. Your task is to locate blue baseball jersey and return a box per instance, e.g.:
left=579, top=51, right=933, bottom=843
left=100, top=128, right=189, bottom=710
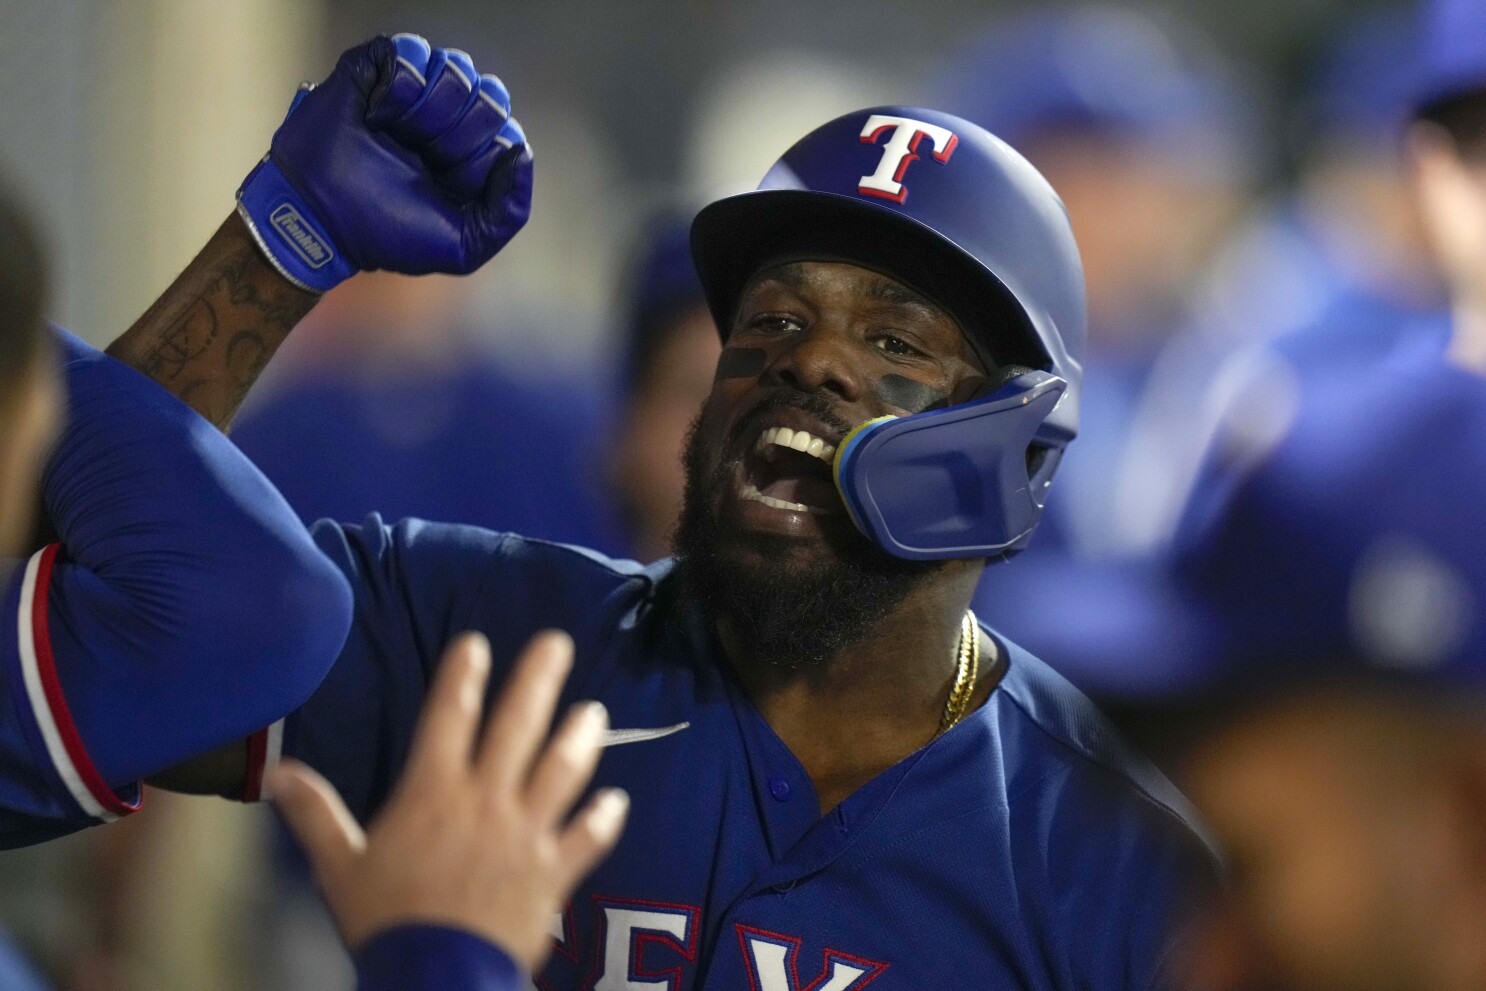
left=0, top=329, right=353, bottom=848
left=264, top=519, right=1216, bottom=991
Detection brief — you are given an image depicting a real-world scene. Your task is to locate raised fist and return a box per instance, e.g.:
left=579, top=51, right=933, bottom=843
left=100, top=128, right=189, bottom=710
left=237, top=34, right=532, bottom=293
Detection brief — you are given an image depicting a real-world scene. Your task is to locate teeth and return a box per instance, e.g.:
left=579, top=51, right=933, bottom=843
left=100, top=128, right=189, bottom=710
left=739, top=483, right=830, bottom=515
left=754, top=427, right=836, bottom=464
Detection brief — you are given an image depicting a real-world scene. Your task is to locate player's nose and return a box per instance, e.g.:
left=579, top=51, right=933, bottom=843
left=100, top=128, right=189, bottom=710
left=765, top=323, right=863, bottom=402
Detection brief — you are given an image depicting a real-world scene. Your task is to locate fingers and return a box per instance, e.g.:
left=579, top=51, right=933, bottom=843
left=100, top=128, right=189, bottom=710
left=411, top=69, right=521, bottom=202
left=421, top=73, right=513, bottom=169
left=402, top=631, right=493, bottom=786
left=391, top=33, right=433, bottom=75
left=366, top=33, right=433, bottom=127
left=477, top=630, right=574, bottom=795
left=477, top=74, right=511, bottom=120
left=525, top=700, right=609, bottom=828
left=268, top=760, right=367, bottom=892
left=554, top=788, right=630, bottom=896
left=493, top=115, right=527, bottom=156
left=364, top=36, right=525, bottom=204
left=473, top=133, right=534, bottom=255
left=381, top=47, right=480, bottom=148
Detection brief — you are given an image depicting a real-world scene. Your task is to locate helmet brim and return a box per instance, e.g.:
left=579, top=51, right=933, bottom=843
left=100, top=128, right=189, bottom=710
left=689, top=188, right=1045, bottom=373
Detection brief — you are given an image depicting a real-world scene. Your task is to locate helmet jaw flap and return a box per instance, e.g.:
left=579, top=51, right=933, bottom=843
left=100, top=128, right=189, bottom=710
left=833, top=371, right=1070, bottom=560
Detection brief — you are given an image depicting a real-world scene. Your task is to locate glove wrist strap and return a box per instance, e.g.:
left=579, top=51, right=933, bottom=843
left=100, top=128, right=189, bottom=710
left=236, top=157, right=356, bottom=294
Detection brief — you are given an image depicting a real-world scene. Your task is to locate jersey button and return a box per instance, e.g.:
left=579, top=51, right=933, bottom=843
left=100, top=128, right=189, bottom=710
left=768, top=776, right=792, bottom=801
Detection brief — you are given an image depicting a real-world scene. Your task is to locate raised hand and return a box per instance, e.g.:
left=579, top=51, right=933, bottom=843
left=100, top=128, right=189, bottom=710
left=237, top=33, right=533, bottom=293
left=267, top=631, right=627, bottom=972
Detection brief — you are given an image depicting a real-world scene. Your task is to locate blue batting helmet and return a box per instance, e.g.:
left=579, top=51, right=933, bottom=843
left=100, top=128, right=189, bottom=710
left=690, top=106, right=1086, bottom=560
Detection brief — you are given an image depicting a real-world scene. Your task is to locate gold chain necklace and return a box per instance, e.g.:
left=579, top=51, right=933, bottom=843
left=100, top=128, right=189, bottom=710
left=938, top=609, right=981, bottom=735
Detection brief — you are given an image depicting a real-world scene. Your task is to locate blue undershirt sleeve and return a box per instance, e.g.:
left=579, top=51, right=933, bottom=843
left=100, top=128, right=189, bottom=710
left=353, top=925, right=524, bottom=991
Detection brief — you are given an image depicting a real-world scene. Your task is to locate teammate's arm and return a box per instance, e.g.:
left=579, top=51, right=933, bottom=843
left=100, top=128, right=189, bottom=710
left=109, top=34, right=531, bottom=426
left=0, top=329, right=353, bottom=847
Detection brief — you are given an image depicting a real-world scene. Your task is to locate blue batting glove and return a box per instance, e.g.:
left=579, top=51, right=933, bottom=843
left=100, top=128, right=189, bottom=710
left=237, top=34, right=533, bottom=293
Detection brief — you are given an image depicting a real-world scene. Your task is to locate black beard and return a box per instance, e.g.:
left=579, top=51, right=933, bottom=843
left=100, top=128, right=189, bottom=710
left=672, top=394, right=935, bottom=672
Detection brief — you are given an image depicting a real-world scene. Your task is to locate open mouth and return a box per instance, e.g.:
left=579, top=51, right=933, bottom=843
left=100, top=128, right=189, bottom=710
left=739, top=426, right=841, bottom=515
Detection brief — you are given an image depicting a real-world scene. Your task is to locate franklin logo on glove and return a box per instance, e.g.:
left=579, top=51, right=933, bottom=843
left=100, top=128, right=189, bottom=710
left=269, top=204, right=333, bottom=269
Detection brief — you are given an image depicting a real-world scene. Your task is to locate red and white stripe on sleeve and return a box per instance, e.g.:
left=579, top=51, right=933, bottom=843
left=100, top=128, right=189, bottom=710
left=16, top=545, right=141, bottom=821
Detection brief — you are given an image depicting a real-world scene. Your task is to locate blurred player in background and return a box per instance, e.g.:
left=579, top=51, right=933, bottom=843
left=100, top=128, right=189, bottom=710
left=1412, top=0, right=1486, bottom=375
left=605, top=212, right=718, bottom=562
left=942, top=3, right=1458, bottom=695
left=1198, top=5, right=1445, bottom=375
left=1125, top=2, right=1448, bottom=568
left=1100, top=2, right=1486, bottom=987
left=231, top=268, right=622, bottom=552
left=0, top=183, right=59, bottom=571
left=1165, top=370, right=1486, bottom=991
left=115, top=32, right=1214, bottom=991
left=928, top=6, right=1258, bottom=668
left=932, top=5, right=1254, bottom=558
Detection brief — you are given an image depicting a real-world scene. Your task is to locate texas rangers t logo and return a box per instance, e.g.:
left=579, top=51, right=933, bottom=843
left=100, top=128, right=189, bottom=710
left=857, top=114, right=958, bottom=204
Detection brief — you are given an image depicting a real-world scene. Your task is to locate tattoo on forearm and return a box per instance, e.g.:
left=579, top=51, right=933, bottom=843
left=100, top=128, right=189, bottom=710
left=138, top=299, right=218, bottom=383
left=109, top=215, right=319, bottom=432
left=226, top=330, right=272, bottom=413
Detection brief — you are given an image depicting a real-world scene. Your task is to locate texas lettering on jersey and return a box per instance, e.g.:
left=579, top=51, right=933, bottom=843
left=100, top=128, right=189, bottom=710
left=534, top=900, right=886, bottom=991
left=735, top=926, right=888, bottom=991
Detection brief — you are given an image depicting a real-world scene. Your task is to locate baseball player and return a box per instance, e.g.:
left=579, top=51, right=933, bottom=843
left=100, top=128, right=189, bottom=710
left=1119, top=208, right=1486, bottom=991
left=1072, top=3, right=1486, bottom=988
left=118, top=34, right=1214, bottom=990
left=1164, top=307, right=1486, bottom=991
